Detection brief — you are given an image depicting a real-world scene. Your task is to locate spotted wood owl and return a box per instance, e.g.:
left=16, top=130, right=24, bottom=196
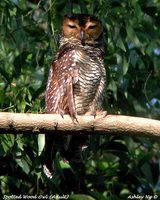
left=43, top=14, right=106, bottom=178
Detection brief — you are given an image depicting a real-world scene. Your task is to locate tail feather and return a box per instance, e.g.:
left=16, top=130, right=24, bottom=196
left=43, top=134, right=88, bottom=178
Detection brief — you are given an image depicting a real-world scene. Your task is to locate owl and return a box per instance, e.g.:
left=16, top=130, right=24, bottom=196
left=43, top=14, right=106, bottom=178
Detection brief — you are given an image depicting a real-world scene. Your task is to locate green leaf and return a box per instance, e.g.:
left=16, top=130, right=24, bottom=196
left=1, top=135, right=15, bottom=153
left=123, top=56, right=129, bottom=75
left=117, top=37, right=126, bottom=52
left=108, top=80, right=117, bottom=100
left=0, top=82, right=5, bottom=87
left=59, top=160, right=71, bottom=169
left=21, top=99, right=26, bottom=112
left=15, top=157, right=30, bottom=174
left=38, top=134, right=45, bottom=156
left=69, top=194, right=96, bottom=200
left=16, top=140, right=24, bottom=151
left=127, top=26, right=141, bottom=47
left=141, top=162, right=153, bottom=184
left=98, top=161, right=109, bottom=170
left=89, top=191, right=106, bottom=200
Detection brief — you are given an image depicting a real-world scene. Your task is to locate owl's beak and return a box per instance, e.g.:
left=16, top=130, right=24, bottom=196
left=80, top=30, right=85, bottom=45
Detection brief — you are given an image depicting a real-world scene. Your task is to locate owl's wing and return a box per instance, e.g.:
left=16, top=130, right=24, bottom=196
left=45, top=48, right=79, bottom=119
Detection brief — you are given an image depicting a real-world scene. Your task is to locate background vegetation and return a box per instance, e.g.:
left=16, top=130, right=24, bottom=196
left=0, top=0, right=160, bottom=199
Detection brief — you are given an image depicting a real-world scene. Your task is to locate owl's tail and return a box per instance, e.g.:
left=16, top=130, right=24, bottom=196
left=43, top=134, right=88, bottom=179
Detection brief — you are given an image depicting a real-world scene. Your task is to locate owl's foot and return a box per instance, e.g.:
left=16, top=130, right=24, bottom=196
left=71, top=116, right=78, bottom=124
left=85, top=110, right=107, bottom=118
left=58, top=109, right=78, bottom=124
left=94, top=110, right=107, bottom=118
left=58, top=109, right=65, bottom=118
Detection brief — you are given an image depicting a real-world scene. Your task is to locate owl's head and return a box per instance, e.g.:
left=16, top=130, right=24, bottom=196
left=62, top=14, right=103, bottom=45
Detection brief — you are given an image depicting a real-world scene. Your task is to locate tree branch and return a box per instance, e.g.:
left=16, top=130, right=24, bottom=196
left=0, top=112, right=160, bottom=138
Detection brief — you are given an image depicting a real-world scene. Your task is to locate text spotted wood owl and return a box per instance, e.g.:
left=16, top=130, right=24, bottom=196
left=44, top=14, right=106, bottom=178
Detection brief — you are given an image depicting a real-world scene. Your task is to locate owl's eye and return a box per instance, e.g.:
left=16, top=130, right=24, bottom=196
left=68, top=24, right=76, bottom=28
left=88, top=25, right=96, bottom=29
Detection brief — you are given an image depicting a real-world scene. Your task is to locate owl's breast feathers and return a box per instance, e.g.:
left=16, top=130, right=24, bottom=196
left=45, top=42, right=106, bottom=118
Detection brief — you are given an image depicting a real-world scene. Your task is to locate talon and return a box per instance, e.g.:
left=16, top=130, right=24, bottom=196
left=75, top=118, right=78, bottom=123
left=60, top=111, right=64, bottom=118
left=91, top=111, right=96, bottom=118
left=60, top=113, right=64, bottom=118
left=92, top=110, right=107, bottom=119
left=71, top=115, right=78, bottom=124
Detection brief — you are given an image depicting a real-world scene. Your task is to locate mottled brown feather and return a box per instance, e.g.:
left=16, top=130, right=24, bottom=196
left=44, top=14, right=106, bottom=179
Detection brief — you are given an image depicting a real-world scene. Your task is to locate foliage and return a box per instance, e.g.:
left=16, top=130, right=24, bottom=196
left=0, top=0, right=160, bottom=199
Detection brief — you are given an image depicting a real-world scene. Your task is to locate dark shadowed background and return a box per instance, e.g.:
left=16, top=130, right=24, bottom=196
left=0, top=0, right=160, bottom=199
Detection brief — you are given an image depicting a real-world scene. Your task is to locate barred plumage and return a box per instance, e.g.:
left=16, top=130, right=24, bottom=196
left=44, top=14, right=106, bottom=178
